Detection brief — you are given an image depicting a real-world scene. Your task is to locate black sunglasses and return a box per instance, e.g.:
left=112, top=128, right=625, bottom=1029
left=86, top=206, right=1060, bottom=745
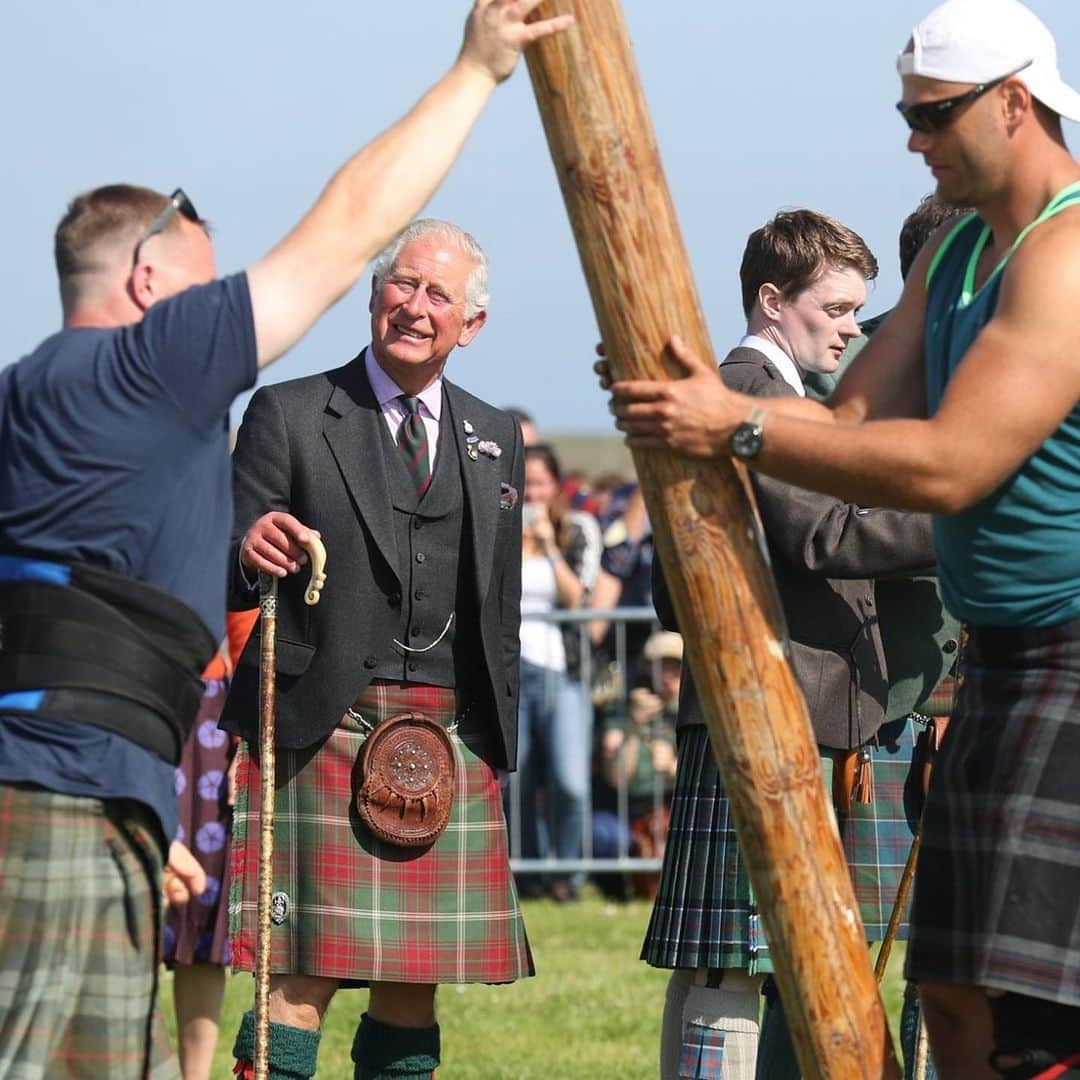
left=896, top=60, right=1033, bottom=134
left=131, top=188, right=201, bottom=265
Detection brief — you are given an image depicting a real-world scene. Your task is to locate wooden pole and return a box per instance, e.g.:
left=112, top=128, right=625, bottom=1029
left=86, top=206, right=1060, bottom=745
left=525, top=7, right=898, bottom=1077
left=254, top=537, right=327, bottom=1080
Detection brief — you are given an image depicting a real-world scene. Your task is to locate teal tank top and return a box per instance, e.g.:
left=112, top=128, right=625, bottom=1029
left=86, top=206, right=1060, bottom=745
left=924, top=182, right=1080, bottom=627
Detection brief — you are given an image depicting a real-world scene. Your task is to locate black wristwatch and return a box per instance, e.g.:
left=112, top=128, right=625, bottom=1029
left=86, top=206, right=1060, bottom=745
left=730, top=406, right=766, bottom=460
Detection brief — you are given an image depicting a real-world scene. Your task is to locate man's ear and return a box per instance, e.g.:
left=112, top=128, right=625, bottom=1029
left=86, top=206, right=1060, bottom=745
left=1001, top=78, right=1032, bottom=132
left=457, top=309, right=488, bottom=348
left=128, top=261, right=157, bottom=313
left=757, top=282, right=783, bottom=322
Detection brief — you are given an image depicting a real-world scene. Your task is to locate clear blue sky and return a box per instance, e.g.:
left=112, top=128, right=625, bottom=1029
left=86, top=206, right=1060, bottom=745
left=4, top=1, right=1077, bottom=432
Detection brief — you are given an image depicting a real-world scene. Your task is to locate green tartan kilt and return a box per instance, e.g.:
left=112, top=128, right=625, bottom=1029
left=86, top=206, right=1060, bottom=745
left=0, top=783, right=177, bottom=1079
left=642, top=716, right=919, bottom=973
left=229, top=681, right=533, bottom=986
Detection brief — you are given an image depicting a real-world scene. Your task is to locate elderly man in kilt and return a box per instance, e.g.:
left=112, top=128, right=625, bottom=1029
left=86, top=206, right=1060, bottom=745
left=223, top=217, right=530, bottom=1080
left=638, top=210, right=938, bottom=1080
left=611, top=1, right=1080, bottom=1074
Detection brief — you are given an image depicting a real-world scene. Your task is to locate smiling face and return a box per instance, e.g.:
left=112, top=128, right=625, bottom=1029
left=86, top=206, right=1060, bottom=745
left=369, top=235, right=487, bottom=393
left=774, top=265, right=867, bottom=375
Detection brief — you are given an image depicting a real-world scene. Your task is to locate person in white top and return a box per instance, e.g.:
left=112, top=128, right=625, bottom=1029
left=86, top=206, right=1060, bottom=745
left=513, top=443, right=601, bottom=901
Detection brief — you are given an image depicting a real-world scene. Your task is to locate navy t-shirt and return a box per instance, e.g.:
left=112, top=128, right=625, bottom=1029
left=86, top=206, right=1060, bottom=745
left=0, top=273, right=257, bottom=842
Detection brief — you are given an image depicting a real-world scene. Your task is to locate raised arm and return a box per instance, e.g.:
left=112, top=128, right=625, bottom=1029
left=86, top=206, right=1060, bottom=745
left=247, top=0, right=572, bottom=368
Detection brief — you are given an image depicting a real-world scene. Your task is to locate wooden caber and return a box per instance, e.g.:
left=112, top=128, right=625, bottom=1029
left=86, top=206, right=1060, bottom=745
left=524, top=4, right=899, bottom=1076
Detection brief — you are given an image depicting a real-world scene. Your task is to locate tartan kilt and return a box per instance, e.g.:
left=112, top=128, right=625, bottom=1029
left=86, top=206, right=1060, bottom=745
left=907, top=620, right=1080, bottom=1006
left=229, top=681, right=533, bottom=986
left=641, top=718, right=919, bottom=973
left=0, top=783, right=177, bottom=1079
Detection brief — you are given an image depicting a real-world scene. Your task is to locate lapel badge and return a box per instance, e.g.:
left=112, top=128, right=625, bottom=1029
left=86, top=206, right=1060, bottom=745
left=477, top=440, right=502, bottom=459
left=500, top=482, right=519, bottom=510
left=463, top=419, right=475, bottom=435
left=467, top=446, right=479, bottom=461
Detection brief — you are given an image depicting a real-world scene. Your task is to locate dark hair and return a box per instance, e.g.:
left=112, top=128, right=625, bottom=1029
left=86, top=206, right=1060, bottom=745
left=898, top=194, right=969, bottom=279
left=739, top=209, right=878, bottom=318
left=525, top=443, right=572, bottom=551
left=525, top=442, right=561, bottom=483
left=54, top=184, right=173, bottom=283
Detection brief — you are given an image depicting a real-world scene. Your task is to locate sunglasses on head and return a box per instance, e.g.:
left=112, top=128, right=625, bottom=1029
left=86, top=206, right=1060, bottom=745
left=131, top=188, right=201, bottom=265
left=896, top=60, right=1033, bottom=134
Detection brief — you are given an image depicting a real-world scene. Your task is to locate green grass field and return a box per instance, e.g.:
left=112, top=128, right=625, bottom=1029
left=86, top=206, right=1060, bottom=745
left=164, top=893, right=907, bottom=1078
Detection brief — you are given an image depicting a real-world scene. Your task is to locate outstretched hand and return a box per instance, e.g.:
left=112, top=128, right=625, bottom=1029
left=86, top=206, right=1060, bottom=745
left=460, top=0, right=574, bottom=85
left=605, top=336, right=742, bottom=459
left=240, top=511, right=320, bottom=579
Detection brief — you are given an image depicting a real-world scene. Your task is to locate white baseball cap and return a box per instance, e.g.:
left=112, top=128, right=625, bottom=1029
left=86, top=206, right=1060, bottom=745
left=898, top=0, right=1080, bottom=123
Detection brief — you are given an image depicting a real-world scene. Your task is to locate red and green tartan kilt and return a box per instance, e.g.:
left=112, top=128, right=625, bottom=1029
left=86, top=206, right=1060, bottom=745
left=0, top=783, right=176, bottom=1079
left=642, top=717, right=919, bottom=973
left=229, top=681, right=533, bottom=986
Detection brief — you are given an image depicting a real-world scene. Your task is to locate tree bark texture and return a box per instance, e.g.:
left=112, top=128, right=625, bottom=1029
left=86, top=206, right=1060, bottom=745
left=525, top=5, right=899, bottom=1076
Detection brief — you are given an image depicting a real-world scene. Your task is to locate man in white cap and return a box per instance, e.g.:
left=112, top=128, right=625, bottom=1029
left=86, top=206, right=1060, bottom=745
left=606, top=1, right=1080, bottom=1076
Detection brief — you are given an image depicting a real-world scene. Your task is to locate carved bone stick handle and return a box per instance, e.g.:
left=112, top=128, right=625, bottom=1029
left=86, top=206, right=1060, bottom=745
left=301, top=534, right=327, bottom=606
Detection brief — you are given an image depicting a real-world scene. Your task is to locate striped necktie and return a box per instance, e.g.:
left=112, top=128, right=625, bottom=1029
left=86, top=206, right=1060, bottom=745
left=396, top=395, right=431, bottom=497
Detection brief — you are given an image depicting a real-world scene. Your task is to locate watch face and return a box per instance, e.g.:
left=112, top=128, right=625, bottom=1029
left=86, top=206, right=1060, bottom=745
left=731, top=422, right=763, bottom=460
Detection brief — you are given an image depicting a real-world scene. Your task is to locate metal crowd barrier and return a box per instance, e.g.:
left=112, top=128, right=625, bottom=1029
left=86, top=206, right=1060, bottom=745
left=507, top=606, right=672, bottom=877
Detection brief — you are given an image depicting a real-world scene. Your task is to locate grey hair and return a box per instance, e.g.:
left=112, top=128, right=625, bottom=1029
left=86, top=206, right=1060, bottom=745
left=371, top=218, right=490, bottom=318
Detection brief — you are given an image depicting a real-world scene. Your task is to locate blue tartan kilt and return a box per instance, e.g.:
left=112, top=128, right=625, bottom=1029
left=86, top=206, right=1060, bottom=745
left=907, top=620, right=1080, bottom=1006
left=641, top=718, right=919, bottom=973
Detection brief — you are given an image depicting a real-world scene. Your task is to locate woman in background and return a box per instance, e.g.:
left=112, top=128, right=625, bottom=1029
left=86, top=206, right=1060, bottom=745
left=512, top=444, right=601, bottom=901
left=165, top=609, right=256, bottom=1079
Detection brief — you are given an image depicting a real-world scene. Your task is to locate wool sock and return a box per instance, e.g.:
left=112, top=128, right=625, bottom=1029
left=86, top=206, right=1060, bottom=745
left=232, top=1009, right=321, bottom=1080
left=660, top=970, right=695, bottom=1077
left=352, top=1012, right=441, bottom=1080
left=661, top=968, right=760, bottom=1079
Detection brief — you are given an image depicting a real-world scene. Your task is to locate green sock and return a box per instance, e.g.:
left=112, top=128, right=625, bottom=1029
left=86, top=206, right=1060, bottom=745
left=232, top=1009, right=322, bottom=1080
left=351, top=1012, right=440, bottom=1079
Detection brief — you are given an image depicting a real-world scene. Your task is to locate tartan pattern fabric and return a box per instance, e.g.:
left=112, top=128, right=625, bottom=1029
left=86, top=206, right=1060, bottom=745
left=229, top=681, right=533, bottom=985
left=838, top=714, right=920, bottom=939
left=396, top=395, right=431, bottom=498
left=678, top=1023, right=725, bottom=1079
left=642, top=719, right=919, bottom=972
left=924, top=672, right=957, bottom=719
left=907, top=620, right=1080, bottom=1006
left=0, top=784, right=177, bottom=1079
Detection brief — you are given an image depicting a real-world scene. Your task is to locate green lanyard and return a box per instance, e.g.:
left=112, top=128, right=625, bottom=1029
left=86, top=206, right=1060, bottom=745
left=960, top=179, right=1080, bottom=306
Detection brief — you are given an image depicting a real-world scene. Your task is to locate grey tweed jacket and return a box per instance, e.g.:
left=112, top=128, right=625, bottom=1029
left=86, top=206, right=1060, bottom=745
left=654, top=346, right=936, bottom=749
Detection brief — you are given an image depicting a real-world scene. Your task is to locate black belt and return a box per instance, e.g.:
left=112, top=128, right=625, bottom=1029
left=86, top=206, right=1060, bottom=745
left=0, top=569, right=214, bottom=764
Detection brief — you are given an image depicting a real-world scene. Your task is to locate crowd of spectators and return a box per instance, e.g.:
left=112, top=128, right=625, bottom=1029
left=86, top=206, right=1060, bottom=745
left=503, top=409, right=674, bottom=900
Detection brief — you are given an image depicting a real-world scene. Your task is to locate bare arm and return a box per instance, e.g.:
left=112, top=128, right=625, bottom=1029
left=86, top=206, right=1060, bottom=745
left=611, top=220, right=1080, bottom=512
left=746, top=217, right=1080, bottom=511
left=247, top=0, right=572, bottom=368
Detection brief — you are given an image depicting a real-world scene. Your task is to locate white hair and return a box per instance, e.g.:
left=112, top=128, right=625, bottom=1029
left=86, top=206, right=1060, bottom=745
left=371, top=218, right=490, bottom=318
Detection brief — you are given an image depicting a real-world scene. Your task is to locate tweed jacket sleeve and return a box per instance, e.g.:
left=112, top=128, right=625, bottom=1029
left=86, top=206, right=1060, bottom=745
left=720, top=352, right=936, bottom=579
left=227, top=384, right=293, bottom=610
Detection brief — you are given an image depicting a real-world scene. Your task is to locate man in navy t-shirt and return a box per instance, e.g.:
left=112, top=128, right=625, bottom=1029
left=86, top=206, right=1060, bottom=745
left=0, top=4, right=571, bottom=1076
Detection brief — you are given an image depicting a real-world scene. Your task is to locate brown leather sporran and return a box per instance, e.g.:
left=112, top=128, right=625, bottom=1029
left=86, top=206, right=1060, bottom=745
left=355, top=711, right=455, bottom=847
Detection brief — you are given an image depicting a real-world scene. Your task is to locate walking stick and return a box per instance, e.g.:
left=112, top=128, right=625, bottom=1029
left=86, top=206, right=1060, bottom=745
left=874, top=821, right=923, bottom=983
left=254, top=536, right=327, bottom=1080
